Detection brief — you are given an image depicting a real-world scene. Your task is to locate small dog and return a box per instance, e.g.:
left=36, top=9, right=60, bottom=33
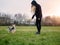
left=8, top=24, right=16, bottom=33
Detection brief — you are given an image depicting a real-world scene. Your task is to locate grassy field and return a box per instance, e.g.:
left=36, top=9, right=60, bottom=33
left=0, top=26, right=60, bottom=45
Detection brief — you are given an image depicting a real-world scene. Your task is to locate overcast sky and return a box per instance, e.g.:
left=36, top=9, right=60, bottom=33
left=0, top=0, right=60, bottom=17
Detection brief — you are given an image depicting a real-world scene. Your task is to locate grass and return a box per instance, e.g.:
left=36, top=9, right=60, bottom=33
left=0, top=26, right=60, bottom=45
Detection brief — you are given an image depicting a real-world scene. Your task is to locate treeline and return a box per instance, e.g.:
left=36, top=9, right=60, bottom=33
left=0, top=12, right=60, bottom=26
left=42, top=16, right=60, bottom=26
left=0, top=12, right=35, bottom=26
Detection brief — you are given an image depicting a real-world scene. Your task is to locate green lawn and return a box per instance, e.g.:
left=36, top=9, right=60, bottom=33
left=0, top=26, right=60, bottom=45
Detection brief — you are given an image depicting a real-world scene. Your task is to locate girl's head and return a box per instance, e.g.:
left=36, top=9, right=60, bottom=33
left=31, top=0, right=38, bottom=7
left=31, top=0, right=37, bottom=13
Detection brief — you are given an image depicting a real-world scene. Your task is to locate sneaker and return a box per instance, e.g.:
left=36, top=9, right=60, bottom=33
left=36, top=32, right=40, bottom=34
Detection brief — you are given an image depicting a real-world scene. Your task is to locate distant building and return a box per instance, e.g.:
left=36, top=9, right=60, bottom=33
left=0, top=12, right=14, bottom=25
left=0, top=17, right=13, bottom=25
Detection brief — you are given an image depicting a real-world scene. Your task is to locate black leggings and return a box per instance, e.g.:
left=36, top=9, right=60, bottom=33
left=36, top=20, right=41, bottom=32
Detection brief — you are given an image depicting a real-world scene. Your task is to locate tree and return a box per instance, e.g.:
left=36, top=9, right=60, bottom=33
left=15, top=13, right=23, bottom=24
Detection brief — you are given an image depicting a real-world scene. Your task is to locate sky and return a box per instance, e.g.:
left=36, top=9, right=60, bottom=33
left=0, top=0, right=60, bottom=17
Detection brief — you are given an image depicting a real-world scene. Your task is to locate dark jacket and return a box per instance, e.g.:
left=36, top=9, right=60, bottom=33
left=31, top=0, right=42, bottom=20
